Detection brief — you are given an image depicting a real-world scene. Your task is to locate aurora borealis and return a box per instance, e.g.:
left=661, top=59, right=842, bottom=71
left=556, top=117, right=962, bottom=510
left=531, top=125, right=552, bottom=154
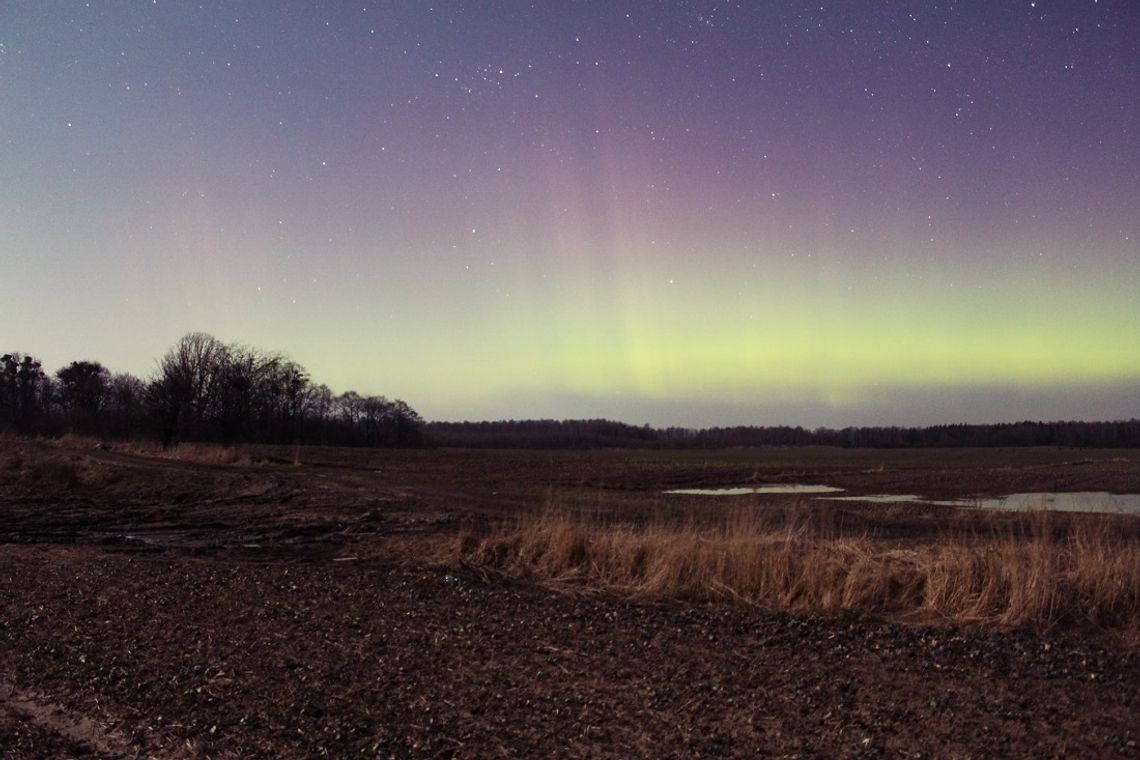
left=2, top=2, right=1137, bottom=426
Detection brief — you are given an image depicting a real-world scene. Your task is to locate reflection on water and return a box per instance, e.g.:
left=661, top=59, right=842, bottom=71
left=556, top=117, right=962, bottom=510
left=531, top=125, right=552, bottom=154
left=667, top=486, right=1140, bottom=515
left=929, top=492, right=1140, bottom=515
left=665, top=485, right=845, bottom=496
left=823, top=494, right=923, bottom=504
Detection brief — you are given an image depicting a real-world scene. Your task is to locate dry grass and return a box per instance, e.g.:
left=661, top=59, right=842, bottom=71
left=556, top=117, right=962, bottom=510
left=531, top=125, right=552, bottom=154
left=456, top=504, right=1140, bottom=632
left=52, top=434, right=254, bottom=466
left=146, top=441, right=253, bottom=465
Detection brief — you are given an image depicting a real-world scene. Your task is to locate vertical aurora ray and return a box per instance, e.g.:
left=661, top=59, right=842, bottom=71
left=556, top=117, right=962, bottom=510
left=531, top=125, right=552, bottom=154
left=0, top=2, right=1136, bottom=426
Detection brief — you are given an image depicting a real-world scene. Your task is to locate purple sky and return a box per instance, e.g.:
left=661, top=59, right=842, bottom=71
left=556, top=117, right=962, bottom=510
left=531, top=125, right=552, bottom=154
left=2, top=2, right=1138, bottom=425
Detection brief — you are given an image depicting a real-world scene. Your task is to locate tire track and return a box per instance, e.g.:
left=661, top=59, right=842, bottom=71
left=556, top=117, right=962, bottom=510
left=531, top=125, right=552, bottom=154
left=0, top=680, right=138, bottom=759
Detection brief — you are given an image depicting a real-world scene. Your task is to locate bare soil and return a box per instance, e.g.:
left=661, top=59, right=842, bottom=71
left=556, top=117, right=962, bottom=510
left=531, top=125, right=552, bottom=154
left=1, top=440, right=1139, bottom=758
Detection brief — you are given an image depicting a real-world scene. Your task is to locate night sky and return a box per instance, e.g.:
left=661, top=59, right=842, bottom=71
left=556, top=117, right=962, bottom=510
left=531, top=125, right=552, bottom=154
left=3, top=1, right=1138, bottom=426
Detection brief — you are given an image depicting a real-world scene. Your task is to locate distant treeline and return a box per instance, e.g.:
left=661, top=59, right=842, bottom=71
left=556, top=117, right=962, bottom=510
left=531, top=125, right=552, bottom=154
left=5, top=336, right=1137, bottom=450
left=425, top=418, right=1140, bottom=449
left=1, top=333, right=423, bottom=447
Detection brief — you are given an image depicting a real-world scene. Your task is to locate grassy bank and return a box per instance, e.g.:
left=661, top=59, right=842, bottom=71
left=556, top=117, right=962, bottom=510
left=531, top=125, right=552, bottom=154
left=456, top=505, right=1140, bottom=633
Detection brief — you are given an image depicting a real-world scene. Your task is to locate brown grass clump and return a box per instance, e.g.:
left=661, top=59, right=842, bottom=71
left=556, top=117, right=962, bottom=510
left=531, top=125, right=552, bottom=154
left=456, top=505, right=1140, bottom=632
left=162, top=442, right=252, bottom=465
left=50, top=434, right=253, bottom=465
left=924, top=519, right=1140, bottom=629
left=107, top=439, right=252, bottom=466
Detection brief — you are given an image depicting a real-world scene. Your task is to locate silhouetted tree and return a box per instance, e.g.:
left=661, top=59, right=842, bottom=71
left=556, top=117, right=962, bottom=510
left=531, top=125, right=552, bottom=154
left=0, top=353, right=19, bottom=430
left=255, top=357, right=310, bottom=444
left=2, top=337, right=426, bottom=447
left=387, top=399, right=424, bottom=446
left=214, top=345, right=266, bottom=443
left=104, top=373, right=146, bottom=439
left=151, top=332, right=229, bottom=444
left=56, top=360, right=110, bottom=435
left=306, top=384, right=335, bottom=443
left=146, top=372, right=183, bottom=448
left=12, top=354, right=45, bottom=435
left=336, top=391, right=364, bottom=442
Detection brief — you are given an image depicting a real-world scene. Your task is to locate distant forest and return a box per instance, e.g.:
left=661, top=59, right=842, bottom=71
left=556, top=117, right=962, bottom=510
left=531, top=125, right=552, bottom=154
left=1, top=333, right=424, bottom=447
left=426, top=419, right=1140, bottom=449
left=4, top=335, right=1138, bottom=449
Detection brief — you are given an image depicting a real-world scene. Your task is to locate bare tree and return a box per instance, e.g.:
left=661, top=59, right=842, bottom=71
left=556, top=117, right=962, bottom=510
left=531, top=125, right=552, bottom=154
left=0, top=353, right=19, bottom=430
left=361, top=395, right=389, bottom=446
left=306, top=384, right=335, bottom=443
left=387, top=399, right=424, bottom=446
left=105, top=373, right=146, bottom=439
left=150, top=332, right=229, bottom=445
left=215, top=344, right=264, bottom=442
left=337, top=391, right=364, bottom=430
left=13, top=354, right=44, bottom=435
left=56, top=360, right=110, bottom=435
left=275, top=360, right=311, bottom=444
left=5, top=337, right=426, bottom=446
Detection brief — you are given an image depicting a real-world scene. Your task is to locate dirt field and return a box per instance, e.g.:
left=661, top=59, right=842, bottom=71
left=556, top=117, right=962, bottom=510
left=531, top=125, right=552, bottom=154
left=2, top=439, right=1139, bottom=758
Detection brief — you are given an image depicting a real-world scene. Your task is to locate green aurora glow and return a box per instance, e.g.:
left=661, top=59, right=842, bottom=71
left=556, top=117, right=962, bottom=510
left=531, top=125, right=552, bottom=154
left=2, top=2, right=1137, bottom=426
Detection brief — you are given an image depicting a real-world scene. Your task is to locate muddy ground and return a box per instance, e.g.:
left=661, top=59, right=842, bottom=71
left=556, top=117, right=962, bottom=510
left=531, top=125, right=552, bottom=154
left=1, top=440, right=1138, bottom=758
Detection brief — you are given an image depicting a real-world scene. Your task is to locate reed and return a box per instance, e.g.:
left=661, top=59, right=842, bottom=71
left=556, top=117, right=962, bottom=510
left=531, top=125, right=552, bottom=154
left=456, top=504, right=1140, bottom=632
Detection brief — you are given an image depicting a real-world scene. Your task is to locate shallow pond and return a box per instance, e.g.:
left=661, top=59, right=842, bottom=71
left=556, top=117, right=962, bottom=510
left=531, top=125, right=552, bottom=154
left=668, top=487, right=1140, bottom=515
left=928, top=492, right=1140, bottom=515
left=821, top=494, right=923, bottom=504
left=664, top=485, right=844, bottom=496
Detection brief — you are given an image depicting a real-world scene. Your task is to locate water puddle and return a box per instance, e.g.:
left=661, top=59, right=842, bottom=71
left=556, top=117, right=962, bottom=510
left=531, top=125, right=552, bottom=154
left=927, top=492, right=1140, bottom=515
left=667, top=486, right=1140, bottom=515
left=665, top=485, right=844, bottom=496
left=822, top=494, right=923, bottom=504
